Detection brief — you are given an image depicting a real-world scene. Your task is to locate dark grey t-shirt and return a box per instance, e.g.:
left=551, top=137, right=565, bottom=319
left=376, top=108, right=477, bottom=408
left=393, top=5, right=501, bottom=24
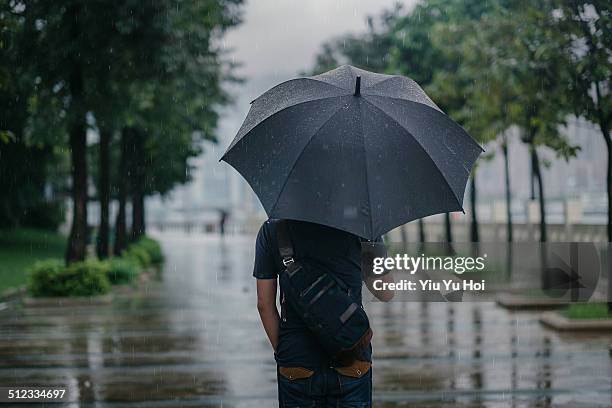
left=253, top=219, right=379, bottom=369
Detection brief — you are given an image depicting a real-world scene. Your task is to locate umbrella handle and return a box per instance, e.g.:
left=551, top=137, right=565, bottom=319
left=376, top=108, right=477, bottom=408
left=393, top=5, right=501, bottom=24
left=354, top=76, right=361, bottom=96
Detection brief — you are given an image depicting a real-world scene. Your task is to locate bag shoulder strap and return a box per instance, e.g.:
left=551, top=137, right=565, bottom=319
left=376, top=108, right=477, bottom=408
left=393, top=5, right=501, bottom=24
left=276, top=220, right=295, bottom=266
left=277, top=220, right=351, bottom=292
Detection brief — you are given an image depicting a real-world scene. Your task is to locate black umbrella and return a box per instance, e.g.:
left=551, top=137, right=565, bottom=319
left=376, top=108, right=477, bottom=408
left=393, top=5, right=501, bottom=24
left=221, top=65, right=483, bottom=240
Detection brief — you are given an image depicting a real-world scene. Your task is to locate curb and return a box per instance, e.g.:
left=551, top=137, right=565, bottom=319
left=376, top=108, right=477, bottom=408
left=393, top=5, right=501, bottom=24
left=6, top=266, right=159, bottom=308
left=0, top=286, right=27, bottom=302
left=540, top=312, right=612, bottom=331
left=496, top=294, right=570, bottom=310
left=22, top=294, right=114, bottom=308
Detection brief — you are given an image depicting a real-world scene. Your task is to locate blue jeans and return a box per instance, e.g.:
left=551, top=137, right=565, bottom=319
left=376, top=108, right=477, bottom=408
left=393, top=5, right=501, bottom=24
left=277, top=366, right=372, bottom=407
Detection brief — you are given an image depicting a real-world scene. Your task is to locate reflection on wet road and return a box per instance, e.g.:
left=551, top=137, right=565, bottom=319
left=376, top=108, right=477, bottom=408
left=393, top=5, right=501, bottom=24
left=1, top=233, right=611, bottom=407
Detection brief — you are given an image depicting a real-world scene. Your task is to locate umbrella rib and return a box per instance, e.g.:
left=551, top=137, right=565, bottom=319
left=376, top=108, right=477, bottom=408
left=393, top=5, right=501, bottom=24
left=360, top=74, right=401, bottom=91
left=267, top=103, right=346, bottom=216
left=305, top=76, right=352, bottom=93
left=222, top=95, right=348, bottom=159
left=366, top=95, right=483, bottom=151
left=367, top=93, right=444, bottom=115
left=358, top=100, right=375, bottom=240
left=361, top=97, right=465, bottom=211
left=251, top=77, right=349, bottom=104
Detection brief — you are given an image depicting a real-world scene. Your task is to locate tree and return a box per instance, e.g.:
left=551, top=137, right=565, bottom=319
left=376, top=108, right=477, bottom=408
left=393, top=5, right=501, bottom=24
left=10, top=0, right=243, bottom=261
left=390, top=0, right=501, bottom=243
left=426, top=17, right=497, bottom=242
left=428, top=3, right=523, bottom=243
left=0, top=2, right=67, bottom=230
left=14, top=1, right=145, bottom=262
left=87, top=2, right=168, bottom=258
left=432, top=0, right=580, bottom=244
left=553, top=1, right=611, bottom=241
left=113, top=127, right=131, bottom=255
left=123, top=0, right=242, bottom=242
left=81, top=0, right=243, bottom=251
left=493, top=1, right=580, bottom=242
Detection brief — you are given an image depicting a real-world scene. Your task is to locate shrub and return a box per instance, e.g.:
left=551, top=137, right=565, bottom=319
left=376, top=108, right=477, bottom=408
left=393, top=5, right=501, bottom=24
left=27, top=260, right=66, bottom=297
left=135, top=236, right=164, bottom=265
left=564, top=303, right=612, bottom=320
left=105, top=258, right=140, bottom=285
left=28, top=259, right=111, bottom=297
left=122, top=245, right=151, bottom=269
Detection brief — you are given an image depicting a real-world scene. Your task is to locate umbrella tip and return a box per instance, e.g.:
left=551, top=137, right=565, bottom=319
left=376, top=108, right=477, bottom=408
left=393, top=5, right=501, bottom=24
left=354, top=76, right=361, bottom=96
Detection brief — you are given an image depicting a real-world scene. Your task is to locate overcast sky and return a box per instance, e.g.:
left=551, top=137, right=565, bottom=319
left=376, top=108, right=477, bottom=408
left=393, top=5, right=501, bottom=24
left=224, top=0, right=411, bottom=79
left=218, top=0, right=415, bottom=141
left=225, top=0, right=414, bottom=76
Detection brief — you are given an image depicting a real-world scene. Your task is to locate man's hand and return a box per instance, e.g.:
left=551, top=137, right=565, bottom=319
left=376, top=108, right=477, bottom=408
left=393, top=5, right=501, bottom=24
left=364, top=272, right=395, bottom=302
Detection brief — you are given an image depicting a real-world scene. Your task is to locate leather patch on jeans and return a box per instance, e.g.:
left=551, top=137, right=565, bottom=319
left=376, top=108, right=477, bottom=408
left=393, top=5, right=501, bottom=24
left=334, top=360, right=371, bottom=378
left=279, top=366, right=315, bottom=380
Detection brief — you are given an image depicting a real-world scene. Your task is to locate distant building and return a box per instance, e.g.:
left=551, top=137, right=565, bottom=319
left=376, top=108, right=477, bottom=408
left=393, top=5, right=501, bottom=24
left=475, top=118, right=606, bottom=223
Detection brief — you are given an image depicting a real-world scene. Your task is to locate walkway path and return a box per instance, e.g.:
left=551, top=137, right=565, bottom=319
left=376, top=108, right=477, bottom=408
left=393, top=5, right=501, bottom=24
left=0, top=233, right=610, bottom=407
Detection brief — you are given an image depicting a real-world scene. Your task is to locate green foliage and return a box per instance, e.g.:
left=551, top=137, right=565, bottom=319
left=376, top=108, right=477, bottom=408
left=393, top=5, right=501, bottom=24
left=26, top=260, right=65, bottom=297
left=10, top=233, right=161, bottom=294
left=104, top=258, right=140, bottom=285
left=122, top=245, right=151, bottom=269
left=90, top=0, right=244, bottom=201
left=0, top=228, right=67, bottom=292
left=104, top=236, right=164, bottom=285
left=551, top=0, right=611, bottom=135
left=563, top=303, right=612, bottom=320
left=0, top=228, right=66, bottom=253
left=134, top=237, right=164, bottom=265
left=306, top=7, right=399, bottom=75
left=27, top=259, right=111, bottom=297
left=1, top=0, right=244, bottom=251
left=0, top=131, right=15, bottom=143
left=0, top=138, right=67, bottom=229
left=309, top=0, right=584, bottom=157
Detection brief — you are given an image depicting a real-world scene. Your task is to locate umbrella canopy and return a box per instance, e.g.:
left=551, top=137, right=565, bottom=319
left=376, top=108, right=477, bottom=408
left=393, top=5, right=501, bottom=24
left=221, top=65, right=483, bottom=240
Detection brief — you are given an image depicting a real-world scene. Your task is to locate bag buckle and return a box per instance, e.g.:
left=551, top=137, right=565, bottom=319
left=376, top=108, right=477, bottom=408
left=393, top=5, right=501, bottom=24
left=282, top=257, right=295, bottom=267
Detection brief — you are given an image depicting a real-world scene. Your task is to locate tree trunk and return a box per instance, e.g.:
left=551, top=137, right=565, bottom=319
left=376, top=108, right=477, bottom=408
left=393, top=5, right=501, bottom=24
left=502, top=140, right=513, bottom=242
left=65, top=3, right=87, bottom=263
left=530, top=155, right=536, bottom=201
left=66, top=119, right=88, bottom=262
left=131, top=191, right=145, bottom=240
left=445, top=213, right=452, bottom=243
left=602, top=130, right=611, bottom=243
left=418, top=218, right=425, bottom=243
left=470, top=172, right=479, bottom=242
left=399, top=223, right=408, bottom=246
left=114, top=127, right=130, bottom=255
left=96, top=128, right=111, bottom=259
left=601, top=129, right=611, bottom=313
left=131, top=129, right=146, bottom=241
left=531, top=147, right=547, bottom=242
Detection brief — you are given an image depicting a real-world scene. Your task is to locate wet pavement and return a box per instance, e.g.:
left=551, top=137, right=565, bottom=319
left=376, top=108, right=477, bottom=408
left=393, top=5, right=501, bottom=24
left=1, top=233, right=611, bottom=407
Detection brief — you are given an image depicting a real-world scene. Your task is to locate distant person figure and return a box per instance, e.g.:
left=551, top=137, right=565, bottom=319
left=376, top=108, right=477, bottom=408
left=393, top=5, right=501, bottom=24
left=254, top=219, right=394, bottom=407
left=218, top=209, right=229, bottom=236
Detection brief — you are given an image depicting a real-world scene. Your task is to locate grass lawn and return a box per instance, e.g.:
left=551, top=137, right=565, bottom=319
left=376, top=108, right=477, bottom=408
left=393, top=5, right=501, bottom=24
left=563, top=303, right=612, bottom=320
left=0, top=228, right=66, bottom=293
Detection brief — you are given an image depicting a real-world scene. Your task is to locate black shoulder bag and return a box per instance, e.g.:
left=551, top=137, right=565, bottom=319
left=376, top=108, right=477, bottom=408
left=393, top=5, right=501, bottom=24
left=276, top=220, right=372, bottom=365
